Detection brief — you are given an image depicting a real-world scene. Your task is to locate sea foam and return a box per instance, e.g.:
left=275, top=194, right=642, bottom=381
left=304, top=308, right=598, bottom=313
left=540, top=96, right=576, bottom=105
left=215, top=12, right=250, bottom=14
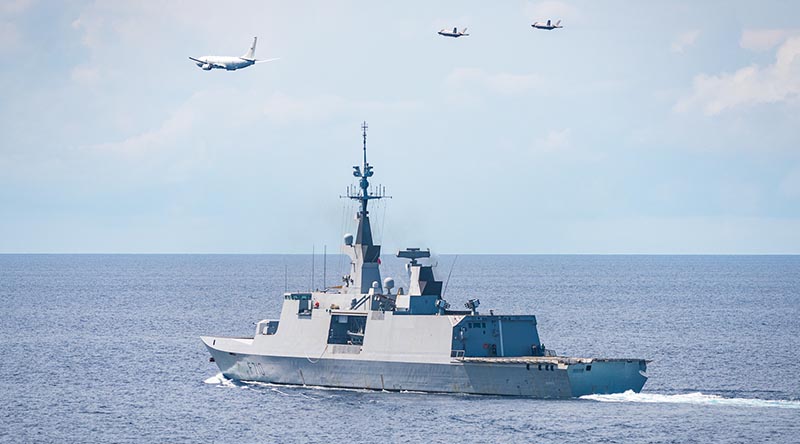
left=581, top=390, right=800, bottom=409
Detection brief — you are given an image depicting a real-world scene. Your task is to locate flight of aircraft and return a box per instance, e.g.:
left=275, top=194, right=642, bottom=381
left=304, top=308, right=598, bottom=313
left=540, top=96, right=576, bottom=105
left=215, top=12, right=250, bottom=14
left=192, top=19, right=562, bottom=72
left=438, top=27, right=469, bottom=38
left=189, top=37, right=278, bottom=71
left=437, top=20, right=563, bottom=38
left=531, top=19, right=563, bottom=30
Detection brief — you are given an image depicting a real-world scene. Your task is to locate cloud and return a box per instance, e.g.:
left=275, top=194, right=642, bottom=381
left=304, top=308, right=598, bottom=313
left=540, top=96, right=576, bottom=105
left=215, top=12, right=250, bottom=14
left=70, top=65, right=100, bottom=85
left=740, top=28, right=800, bottom=51
left=262, top=93, right=421, bottom=125
left=0, top=21, right=20, bottom=53
left=0, top=0, right=34, bottom=15
left=670, top=30, right=700, bottom=53
left=445, top=68, right=542, bottom=98
left=89, top=99, right=198, bottom=156
left=674, top=36, right=800, bottom=115
left=0, top=1, right=30, bottom=53
left=533, top=128, right=571, bottom=153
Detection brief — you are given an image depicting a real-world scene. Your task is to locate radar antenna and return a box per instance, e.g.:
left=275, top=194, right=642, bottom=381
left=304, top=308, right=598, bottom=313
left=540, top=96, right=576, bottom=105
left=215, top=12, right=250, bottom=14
left=342, top=121, right=390, bottom=229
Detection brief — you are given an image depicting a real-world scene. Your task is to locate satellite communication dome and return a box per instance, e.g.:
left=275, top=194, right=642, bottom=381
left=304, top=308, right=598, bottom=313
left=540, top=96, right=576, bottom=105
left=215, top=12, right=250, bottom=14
left=343, top=233, right=354, bottom=246
left=383, top=277, right=395, bottom=291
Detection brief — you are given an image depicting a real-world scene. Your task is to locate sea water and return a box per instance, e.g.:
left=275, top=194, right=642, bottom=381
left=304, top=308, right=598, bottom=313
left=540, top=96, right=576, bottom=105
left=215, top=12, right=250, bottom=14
left=1, top=254, right=798, bottom=443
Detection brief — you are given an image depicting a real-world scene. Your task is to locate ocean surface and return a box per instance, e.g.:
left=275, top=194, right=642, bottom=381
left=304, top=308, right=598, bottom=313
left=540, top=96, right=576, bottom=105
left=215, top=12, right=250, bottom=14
left=1, top=254, right=798, bottom=443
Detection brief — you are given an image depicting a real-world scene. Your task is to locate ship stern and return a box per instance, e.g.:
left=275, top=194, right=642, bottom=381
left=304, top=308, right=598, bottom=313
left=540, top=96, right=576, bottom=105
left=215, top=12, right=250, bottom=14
left=567, top=359, right=648, bottom=397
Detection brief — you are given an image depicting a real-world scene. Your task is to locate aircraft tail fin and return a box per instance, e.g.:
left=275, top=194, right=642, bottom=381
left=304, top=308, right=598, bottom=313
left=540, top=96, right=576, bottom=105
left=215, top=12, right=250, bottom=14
left=243, top=36, right=257, bottom=60
left=555, top=20, right=561, bottom=26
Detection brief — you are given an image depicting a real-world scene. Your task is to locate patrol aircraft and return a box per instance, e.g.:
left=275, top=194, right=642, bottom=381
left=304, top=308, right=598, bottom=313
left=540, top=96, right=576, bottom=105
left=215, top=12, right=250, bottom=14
left=532, top=19, right=562, bottom=30
left=438, top=27, right=469, bottom=38
left=189, top=37, right=278, bottom=71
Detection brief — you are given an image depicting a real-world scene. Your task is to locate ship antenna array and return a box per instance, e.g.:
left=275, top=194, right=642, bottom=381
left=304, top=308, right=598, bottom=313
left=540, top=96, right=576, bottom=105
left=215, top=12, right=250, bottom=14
left=340, top=121, right=391, bottom=211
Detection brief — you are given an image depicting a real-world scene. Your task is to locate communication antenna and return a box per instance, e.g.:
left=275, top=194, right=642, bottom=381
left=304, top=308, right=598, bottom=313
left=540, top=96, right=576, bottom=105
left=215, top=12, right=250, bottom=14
left=442, top=255, right=459, bottom=298
left=323, top=245, right=327, bottom=291
left=284, top=263, right=288, bottom=293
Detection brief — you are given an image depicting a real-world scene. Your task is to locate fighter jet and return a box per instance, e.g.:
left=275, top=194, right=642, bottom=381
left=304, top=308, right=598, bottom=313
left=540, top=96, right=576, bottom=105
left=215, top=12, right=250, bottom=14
left=438, top=27, right=469, bottom=38
left=189, top=37, right=278, bottom=71
left=531, top=19, right=562, bottom=30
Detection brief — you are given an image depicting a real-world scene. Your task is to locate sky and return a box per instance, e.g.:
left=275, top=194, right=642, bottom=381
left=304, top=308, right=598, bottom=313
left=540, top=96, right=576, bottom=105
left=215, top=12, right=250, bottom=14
left=1, top=0, right=799, bottom=254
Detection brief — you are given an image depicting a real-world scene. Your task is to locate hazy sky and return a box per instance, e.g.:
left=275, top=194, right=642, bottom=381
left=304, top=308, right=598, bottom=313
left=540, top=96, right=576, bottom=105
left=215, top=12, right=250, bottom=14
left=1, top=0, right=799, bottom=254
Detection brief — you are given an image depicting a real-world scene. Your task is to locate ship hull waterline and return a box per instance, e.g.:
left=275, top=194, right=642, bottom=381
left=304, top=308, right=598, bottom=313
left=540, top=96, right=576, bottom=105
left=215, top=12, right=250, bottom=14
left=204, top=341, right=647, bottom=399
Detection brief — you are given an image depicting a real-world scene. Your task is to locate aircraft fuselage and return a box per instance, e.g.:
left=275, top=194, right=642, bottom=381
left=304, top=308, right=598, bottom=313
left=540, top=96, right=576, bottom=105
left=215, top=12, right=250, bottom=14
left=194, top=56, right=255, bottom=71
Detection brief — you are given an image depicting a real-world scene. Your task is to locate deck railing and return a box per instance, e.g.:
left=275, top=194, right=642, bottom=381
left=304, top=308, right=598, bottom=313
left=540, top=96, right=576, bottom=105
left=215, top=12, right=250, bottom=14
left=451, top=349, right=465, bottom=358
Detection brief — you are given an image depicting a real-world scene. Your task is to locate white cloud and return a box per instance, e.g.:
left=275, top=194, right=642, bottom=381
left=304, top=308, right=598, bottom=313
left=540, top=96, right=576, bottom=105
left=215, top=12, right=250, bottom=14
left=0, top=0, right=34, bottom=15
left=445, top=68, right=542, bottom=99
left=670, top=30, right=700, bottom=53
left=262, top=93, right=421, bottom=125
left=740, top=28, right=800, bottom=51
left=70, top=65, right=100, bottom=85
left=533, top=128, right=571, bottom=152
left=674, top=36, right=800, bottom=115
left=89, top=99, right=198, bottom=156
left=0, top=21, right=20, bottom=53
left=0, top=0, right=30, bottom=54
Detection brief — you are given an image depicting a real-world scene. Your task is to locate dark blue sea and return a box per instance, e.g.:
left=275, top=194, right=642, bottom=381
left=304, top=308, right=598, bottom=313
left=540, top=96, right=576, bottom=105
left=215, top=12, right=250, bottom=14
left=1, top=254, right=798, bottom=443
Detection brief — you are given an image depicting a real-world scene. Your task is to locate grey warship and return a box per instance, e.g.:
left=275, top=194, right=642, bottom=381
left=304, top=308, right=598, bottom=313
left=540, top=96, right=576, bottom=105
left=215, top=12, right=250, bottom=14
left=202, top=123, right=648, bottom=398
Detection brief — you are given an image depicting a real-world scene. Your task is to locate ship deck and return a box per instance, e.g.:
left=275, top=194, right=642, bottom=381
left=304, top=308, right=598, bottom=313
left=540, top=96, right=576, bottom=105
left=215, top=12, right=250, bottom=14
left=454, top=356, right=648, bottom=365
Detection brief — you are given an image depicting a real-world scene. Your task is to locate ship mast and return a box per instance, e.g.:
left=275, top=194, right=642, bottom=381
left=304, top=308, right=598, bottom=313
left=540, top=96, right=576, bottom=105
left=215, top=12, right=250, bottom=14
left=348, top=121, right=387, bottom=246
left=342, top=121, right=388, bottom=294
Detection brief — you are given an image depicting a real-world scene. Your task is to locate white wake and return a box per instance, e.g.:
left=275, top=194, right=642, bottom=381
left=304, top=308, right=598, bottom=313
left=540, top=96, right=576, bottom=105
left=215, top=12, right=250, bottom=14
left=581, top=390, right=800, bottom=409
left=203, top=373, right=240, bottom=388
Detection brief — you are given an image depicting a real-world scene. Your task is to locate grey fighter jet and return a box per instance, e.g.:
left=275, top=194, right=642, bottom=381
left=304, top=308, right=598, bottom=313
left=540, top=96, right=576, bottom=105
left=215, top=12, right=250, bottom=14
left=438, top=27, right=469, bottom=38
left=532, top=19, right=562, bottom=30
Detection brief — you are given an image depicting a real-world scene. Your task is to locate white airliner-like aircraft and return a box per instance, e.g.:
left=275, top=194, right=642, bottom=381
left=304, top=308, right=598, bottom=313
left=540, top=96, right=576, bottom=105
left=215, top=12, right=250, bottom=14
left=532, top=19, right=563, bottom=30
left=189, top=37, right=278, bottom=71
left=438, top=27, right=469, bottom=38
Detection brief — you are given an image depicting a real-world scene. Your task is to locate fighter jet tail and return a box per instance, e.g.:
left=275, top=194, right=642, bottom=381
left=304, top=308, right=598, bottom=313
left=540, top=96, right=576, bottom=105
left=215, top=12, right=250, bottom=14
left=242, top=37, right=257, bottom=60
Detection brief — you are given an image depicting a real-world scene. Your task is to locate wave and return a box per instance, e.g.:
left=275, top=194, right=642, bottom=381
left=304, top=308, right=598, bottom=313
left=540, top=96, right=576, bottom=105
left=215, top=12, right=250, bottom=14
left=203, top=373, right=240, bottom=388
left=580, top=390, right=800, bottom=409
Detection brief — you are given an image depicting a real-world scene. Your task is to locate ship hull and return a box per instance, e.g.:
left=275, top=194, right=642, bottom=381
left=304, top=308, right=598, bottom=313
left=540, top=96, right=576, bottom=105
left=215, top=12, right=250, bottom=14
left=205, top=344, right=647, bottom=398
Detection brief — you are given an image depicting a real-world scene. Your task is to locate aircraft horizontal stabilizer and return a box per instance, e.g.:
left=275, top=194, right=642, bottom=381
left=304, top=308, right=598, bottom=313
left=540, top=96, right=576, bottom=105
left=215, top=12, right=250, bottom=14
left=255, top=58, right=280, bottom=64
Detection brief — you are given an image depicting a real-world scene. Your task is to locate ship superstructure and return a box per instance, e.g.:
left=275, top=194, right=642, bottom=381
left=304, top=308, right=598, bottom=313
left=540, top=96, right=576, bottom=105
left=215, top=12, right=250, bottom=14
left=201, top=123, right=648, bottom=397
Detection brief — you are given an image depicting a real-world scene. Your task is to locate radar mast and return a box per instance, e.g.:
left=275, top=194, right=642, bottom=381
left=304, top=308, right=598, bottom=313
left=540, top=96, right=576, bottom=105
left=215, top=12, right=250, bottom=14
left=341, top=121, right=388, bottom=293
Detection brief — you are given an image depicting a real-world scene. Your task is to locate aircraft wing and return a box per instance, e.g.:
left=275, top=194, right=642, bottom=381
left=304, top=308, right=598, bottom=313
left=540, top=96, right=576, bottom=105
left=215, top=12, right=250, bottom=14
left=188, top=57, right=227, bottom=69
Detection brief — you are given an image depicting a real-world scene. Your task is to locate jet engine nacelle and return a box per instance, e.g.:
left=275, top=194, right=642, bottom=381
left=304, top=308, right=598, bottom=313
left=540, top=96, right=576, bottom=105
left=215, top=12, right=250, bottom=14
left=201, top=64, right=212, bottom=70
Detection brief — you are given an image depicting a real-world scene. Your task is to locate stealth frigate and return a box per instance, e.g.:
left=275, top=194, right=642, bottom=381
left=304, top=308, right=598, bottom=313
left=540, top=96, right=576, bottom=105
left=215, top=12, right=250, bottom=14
left=202, top=123, right=648, bottom=398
